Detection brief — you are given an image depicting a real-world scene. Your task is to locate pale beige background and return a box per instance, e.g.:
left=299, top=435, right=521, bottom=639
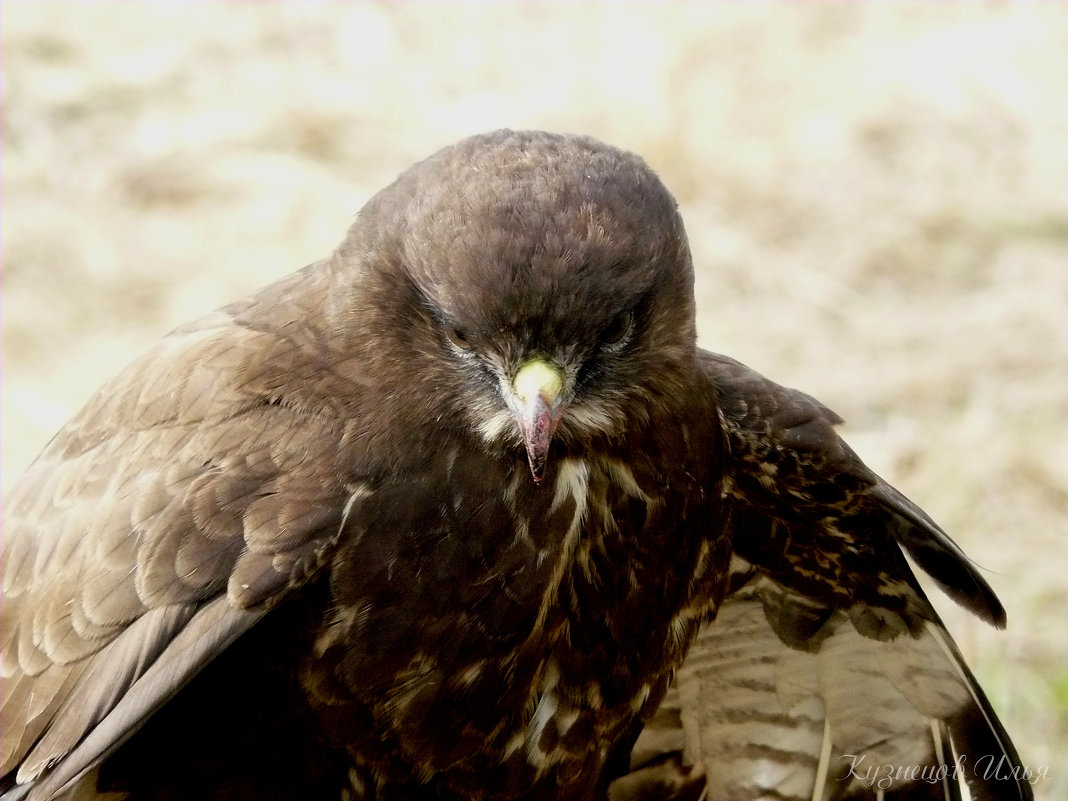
left=2, top=3, right=1065, bottom=796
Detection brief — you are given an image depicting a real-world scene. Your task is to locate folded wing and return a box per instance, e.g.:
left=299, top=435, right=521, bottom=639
left=0, top=268, right=355, bottom=800
left=611, top=351, right=1031, bottom=801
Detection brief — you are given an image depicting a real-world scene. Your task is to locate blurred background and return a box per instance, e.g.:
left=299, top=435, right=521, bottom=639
left=2, top=3, right=1065, bottom=795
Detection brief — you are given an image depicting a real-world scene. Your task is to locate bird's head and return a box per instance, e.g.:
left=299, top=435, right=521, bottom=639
left=331, top=130, right=698, bottom=483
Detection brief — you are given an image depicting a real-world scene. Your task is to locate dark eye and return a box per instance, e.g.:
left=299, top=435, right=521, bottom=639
left=601, top=311, right=633, bottom=351
left=445, top=326, right=474, bottom=352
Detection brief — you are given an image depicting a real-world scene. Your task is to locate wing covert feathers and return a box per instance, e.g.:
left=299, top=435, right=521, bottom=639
left=626, top=351, right=1033, bottom=801
left=1, top=268, right=352, bottom=799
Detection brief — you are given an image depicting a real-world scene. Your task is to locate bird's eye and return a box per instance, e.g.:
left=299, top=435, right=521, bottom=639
left=445, top=326, right=474, bottom=352
left=601, top=312, right=634, bottom=351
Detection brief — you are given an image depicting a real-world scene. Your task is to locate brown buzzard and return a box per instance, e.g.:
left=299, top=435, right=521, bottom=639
left=0, top=131, right=1031, bottom=801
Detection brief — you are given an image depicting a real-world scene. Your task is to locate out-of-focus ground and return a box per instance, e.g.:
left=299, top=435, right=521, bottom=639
left=1, top=3, right=1065, bottom=795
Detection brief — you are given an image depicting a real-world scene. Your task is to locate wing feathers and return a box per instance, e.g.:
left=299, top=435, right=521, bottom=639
left=20, top=600, right=261, bottom=801
left=872, top=483, right=1005, bottom=628
left=655, top=580, right=1028, bottom=801
left=674, top=589, right=827, bottom=801
left=660, top=350, right=1034, bottom=801
left=1, top=275, right=353, bottom=797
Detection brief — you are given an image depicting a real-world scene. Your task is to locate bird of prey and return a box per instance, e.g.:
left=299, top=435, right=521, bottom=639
left=1, top=130, right=1032, bottom=801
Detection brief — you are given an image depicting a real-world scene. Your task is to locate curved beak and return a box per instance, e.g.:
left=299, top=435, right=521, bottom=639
left=511, top=359, right=566, bottom=484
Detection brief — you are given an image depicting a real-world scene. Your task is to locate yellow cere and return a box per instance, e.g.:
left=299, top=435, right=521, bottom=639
left=512, top=360, right=564, bottom=404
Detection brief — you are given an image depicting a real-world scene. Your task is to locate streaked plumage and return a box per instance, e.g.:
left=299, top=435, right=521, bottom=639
left=612, top=353, right=1027, bottom=801
left=0, top=131, right=1030, bottom=801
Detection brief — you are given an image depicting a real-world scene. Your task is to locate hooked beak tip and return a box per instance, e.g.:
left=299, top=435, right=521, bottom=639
left=512, top=360, right=565, bottom=484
